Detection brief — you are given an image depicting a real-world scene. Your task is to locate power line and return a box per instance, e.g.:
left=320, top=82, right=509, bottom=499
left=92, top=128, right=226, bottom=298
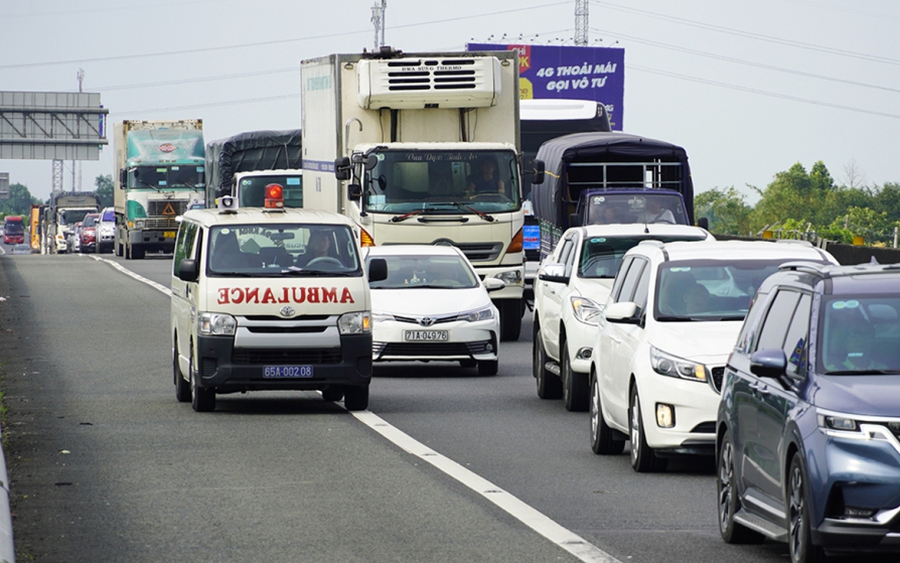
left=590, top=27, right=900, bottom=95
left=590, top=0, right=900, bottom=66
left=106, top=94, right=299, bottom=118
left=630, top=64, right=900, bottom=119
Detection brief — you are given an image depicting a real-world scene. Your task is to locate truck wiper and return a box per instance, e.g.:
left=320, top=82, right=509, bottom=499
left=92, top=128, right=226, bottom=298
left=444, top=201, right=495, bottom=222
left=139, top=180, right=161, bottom=192
left=391, top=209, right=424, bottom=223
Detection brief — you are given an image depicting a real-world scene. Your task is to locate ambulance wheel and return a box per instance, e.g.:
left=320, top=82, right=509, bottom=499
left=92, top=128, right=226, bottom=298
left=173, top=341, right=191, bottom=403
left=322, top=386, right=344, bottom=402
left=343, top=385, right=369, bottom=411
left=190, top=345, right=215, bottom=412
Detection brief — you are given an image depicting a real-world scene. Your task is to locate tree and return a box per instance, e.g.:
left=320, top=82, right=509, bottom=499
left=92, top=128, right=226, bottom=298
left=694, top=187, right=752, bottom=235
left=95, top=174, right=114, bottom=208
left=0, top=183, right=40, bottom=216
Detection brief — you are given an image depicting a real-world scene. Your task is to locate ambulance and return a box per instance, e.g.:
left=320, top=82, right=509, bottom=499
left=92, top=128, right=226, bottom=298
left=170, top=188, right=386, bottom=412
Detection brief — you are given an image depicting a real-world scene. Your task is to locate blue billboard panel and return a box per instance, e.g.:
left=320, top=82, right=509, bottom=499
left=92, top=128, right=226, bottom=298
left=467, top=43, right=625, bottom=130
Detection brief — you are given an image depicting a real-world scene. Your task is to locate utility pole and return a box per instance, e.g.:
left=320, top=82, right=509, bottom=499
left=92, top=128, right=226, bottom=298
left=575, top=0, right=588, bottom=46
left=371, top=0, right=386, bottom=50
left=75, top=68, right=85, bottom=192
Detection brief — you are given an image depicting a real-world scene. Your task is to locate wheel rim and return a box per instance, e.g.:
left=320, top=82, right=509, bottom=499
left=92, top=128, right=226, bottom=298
left=590, top=378, right=600, bottom=441
left=718, top=441, right=734, bottom=533
left=630, top=392, right=641, bottom=464
left=789, top=463, right=805, bottom=560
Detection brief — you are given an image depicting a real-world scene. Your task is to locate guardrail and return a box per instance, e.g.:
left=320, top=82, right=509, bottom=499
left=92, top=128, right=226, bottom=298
left=0, top=423, right=14, bottom=562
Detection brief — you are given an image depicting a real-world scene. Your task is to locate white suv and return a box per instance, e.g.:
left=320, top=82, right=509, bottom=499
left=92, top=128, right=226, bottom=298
left=590, top=239, right=837, bottom=471
left=532, top=224, right=712, bottom=411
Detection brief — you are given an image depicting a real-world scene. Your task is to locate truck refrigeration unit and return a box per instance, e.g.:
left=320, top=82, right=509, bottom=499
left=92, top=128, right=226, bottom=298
left=301, top=48, right=526, bottom=340
left=114, top=119, right=205, bottom=259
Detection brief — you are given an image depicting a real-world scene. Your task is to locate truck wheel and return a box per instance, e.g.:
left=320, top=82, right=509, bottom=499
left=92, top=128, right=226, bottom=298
left=478, top=360, right=499, bottom=376
left=131, top=244, right=145, bottom=260
left=115, top=240, right=123, bottom=257
left=190, top=345, right=215, bottom=412
left=173, top=341, right=191, bottom=403
left=498, top=299, right=522, bottom=341
left=343, top=385, right=369, bottom=411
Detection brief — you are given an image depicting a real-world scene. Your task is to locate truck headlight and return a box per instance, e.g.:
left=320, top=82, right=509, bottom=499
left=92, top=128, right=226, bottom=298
left=339, top=311, right=371, bottom=334
left=134, top=219, right=146, bottom=228
left=650, top=346, right=708, bottom=382
left=457, top=306, right=494, bottom=322
left=198, top=312, right=237, bottom=336
left=494, top=270, right=522, bottom=285
left=570, top=296, right=602, bottom=325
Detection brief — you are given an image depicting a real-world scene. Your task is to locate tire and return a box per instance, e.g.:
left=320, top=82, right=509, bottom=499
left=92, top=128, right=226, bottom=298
left=629, top=386, right=667, bottom=472
left=115, top=239, right=123, bottom=257
left=321, top=386, right=344, bottom=402
left=788, top=453, right=825, bottom=563
left=533, top=321, right=562, bottom=400
left=343, top=385, right=369, bottom=411
left=132, top=244, right=145, bottom=260
left=590, top=373, right=624, bottom=455
left=561, top=338, right=589, bottom=412
left=190, top=345, right=215, bottom=412
left=498, top=299, right=522, bottom=342
left=478, top=360, right=498, bottom=376
left=173, top=340, right=191, bottom=403
left=718, top=431, right=765, bottom=543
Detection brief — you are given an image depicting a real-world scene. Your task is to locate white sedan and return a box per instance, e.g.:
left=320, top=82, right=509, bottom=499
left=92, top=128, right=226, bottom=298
left=363, top=245, right=503, bottom=375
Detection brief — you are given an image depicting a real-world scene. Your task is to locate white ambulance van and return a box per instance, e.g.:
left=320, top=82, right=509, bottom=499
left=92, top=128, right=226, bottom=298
left=170, top=191, right=387, bottom=412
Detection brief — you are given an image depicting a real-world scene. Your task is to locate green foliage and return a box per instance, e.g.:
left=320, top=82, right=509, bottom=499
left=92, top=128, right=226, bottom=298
left=694, top=187, right=752, bottom=235
left=95, top=174, right=114, bottom=208
left=0, top=183, right=40, bottom=216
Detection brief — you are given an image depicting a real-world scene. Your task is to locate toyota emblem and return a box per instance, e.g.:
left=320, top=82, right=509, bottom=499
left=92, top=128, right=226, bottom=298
left=279, top=306, right=295, bottom=317
left=419, top=317, right=435, bottom=327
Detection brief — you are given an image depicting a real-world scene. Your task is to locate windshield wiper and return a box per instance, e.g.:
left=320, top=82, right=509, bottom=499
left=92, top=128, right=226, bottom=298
left=391, top=209, right=425, bottom=223
left=443, top=201, right=495, bottom=222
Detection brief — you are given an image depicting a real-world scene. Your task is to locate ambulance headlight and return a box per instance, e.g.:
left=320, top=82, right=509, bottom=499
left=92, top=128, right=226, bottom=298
left=198, top=312, right=237, bottom=336
left=338, top=311, right=371, bottom=335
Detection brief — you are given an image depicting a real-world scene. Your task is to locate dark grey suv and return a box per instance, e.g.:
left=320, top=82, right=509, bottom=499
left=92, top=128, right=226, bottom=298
left=714, top=262, right=900, bottom=563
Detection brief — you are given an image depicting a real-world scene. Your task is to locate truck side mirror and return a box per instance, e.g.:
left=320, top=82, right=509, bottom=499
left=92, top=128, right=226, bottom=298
left=119, top=169, right=127, bottom=187
left=367, top=258, right=388, bottom=282
left=532, top=160, right=545, bottom=184
left=569, top=213, right=582, bottom=227
left=177, top=258, right=199, bottom=282
left=334, top=157, right=351, bottom=181
left=348, top=184, right=362, bottom=201
left=697, top=216, right=709, bottom=230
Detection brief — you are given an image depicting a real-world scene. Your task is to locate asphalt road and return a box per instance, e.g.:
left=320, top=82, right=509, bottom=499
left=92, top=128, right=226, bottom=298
left=0, top=250, right=878, bottom=562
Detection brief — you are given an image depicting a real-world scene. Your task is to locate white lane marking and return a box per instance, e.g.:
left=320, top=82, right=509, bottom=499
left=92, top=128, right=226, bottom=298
left=94, top=255, right=619, bottom=562
left=352, top=410, right=622, bottom=563
left=89, top=255, right=172, bottom=296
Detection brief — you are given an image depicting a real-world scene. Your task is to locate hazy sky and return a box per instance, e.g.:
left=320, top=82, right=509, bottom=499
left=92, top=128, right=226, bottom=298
left=2, top=0, right=898, bottom=204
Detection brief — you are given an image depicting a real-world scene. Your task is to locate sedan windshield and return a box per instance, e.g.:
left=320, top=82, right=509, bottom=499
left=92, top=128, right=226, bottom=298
left=820, top=295, right=900, bottom=374
left=367, top=254, right=479, bottom=290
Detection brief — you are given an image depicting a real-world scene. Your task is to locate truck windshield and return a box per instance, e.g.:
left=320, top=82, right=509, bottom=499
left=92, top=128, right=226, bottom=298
left=238, top=175, right=303, bottom=208
left=129, top=165, right=205, bottom=189
left=583, top=192, right=688, bottom=226
left=59, top=209, right=93, bottom=225
left=363, top=150, right=519, bottom=215
left=208, top=224, right=361, bottom=276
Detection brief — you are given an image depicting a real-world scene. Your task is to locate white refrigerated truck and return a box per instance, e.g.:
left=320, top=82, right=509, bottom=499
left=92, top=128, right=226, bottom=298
left=300, top=48, right=526, bottom=340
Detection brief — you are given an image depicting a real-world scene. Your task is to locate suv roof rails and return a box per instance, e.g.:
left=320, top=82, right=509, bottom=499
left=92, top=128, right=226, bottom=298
left=773, top=239, right=813, bottom=247
left=779, top=261, right=900, bottom=279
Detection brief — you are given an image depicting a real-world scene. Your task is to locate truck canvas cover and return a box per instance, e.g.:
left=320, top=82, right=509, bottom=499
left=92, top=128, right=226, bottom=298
left=206, top=130, right=302, bottom=196
left=531, top=131, right=695, bottom=226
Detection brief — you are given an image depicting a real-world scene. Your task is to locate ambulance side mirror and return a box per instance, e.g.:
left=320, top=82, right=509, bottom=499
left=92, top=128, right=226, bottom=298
left=177, top=259, right=199, bottom=282
left=367, top=258, right=388, bottom=283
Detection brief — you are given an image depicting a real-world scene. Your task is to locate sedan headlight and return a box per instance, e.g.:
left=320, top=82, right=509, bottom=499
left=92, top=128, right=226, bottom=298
left=339, top=311, right=371, bottom=334
left=457, top=306, right=494, bottom=322
left=650, top=346, right=708, bottom=382
left=570, top=296, right=603, bottom=326
left=198, top=312, right=237, bottom=336
left=494, top=270, right=522, bottom=285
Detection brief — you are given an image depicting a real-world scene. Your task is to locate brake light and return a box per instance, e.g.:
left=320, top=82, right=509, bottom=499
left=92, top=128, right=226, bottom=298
left=264, top=183, right=284, bottom=209
left=360, top=227, right=375, bottom=247
left=508, top=227, right=523, bottom=253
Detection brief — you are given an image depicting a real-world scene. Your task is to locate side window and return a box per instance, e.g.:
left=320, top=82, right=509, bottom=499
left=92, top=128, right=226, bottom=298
left=610, top=257, right=634, bottom=302
left=735, top=290, right=769, bottom=354
left=782, top=294, right=811, bottom=378
left=563, top=235, right=580, bottom=277
left=617, top=259, right=646, bottom=304
left=632, top=260, right=650, bottom=311
left=557, top=236, right=575, bottom=266
left=173, top=221, right=198, bottom=274
left=755, top=290, right=801, bottom=352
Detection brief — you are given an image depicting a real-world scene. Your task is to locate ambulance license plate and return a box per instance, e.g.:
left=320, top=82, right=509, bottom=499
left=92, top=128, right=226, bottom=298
left=263, top=366, right=314, bottom=378
left=163, top=231, right=176, bottom=238
left=404, top=330, right=449, bottom=341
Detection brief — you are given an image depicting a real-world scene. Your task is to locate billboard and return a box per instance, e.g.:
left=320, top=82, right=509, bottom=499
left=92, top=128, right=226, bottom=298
left=467, top=43, right=625, bottom=130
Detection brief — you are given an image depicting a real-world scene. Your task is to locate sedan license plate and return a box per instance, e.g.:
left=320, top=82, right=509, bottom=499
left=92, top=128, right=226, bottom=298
left=404, top=330, right=449, bottom=342
left=263, top=365, right=313, bottom=378
left=163, top=231, right=176, bottom=239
